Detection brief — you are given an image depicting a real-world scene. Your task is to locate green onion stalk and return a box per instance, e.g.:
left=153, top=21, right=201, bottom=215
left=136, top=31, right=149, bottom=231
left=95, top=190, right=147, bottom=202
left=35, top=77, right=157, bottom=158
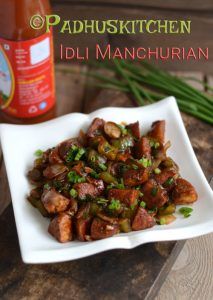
left=87, top=59, right=213, bottom=124
left=60, top=59, right=213, bottom=124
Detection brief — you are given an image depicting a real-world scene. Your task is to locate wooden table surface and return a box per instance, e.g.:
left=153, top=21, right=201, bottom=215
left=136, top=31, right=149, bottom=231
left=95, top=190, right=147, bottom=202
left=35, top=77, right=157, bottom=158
left=0, top=65, right=212, bottom=300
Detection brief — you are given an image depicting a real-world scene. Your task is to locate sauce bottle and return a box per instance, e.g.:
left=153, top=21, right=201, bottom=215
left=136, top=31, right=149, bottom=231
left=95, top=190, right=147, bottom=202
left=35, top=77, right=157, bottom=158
left=0, top=0, right=56, bottom=124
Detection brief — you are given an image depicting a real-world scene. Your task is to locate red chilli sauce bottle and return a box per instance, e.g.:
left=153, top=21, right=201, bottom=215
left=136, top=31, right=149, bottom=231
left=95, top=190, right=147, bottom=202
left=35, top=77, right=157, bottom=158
left=0, top=0, right=55, bottom=124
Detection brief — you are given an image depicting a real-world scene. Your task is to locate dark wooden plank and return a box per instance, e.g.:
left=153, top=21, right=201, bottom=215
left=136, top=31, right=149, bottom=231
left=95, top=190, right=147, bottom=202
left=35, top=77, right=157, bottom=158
left=145, top=240, right=186, bottom=300
left=0, top=205, right=178, bottom=300
left=52, top=4, right=213, bottom=74
left=55, top=64, right=87, bottom=115
left=52, top=4, right=109, bottom=63
left=0, top=152, right=11, bottom=215
left=52, top=0, right=213, bottom=11
left=83, top=68, right=133, bottom=113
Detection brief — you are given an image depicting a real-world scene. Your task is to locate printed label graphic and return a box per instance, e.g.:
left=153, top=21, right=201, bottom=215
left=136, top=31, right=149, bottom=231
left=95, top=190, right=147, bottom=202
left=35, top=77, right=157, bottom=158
left=0, top=46, right=14, bottom=109
left=0, top=32, right=55, bottom=118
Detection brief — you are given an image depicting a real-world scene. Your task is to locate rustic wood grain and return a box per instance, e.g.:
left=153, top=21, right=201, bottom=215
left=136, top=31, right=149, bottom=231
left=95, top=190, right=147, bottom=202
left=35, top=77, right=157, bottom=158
left=0, top=159, right=11, bottom=215
left=0, top=206, right=179, bottom=300
left=155, top=73, right=213, bottom=300
left=52, top=4, right=213, bottom=73
left=83, top=68, right=133, bottom=113
left=156, top=233, right=213, bottom=300
left=55, top=64, right=87, bottom=115
left=52, top=0, right=213, bottom=11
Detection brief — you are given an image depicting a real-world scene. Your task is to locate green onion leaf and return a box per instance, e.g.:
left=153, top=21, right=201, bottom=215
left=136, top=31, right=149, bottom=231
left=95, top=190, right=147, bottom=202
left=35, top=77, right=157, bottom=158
left=164, top=177, right=174, bottom=186
left=117, top=124, right=128, bottom=135
left=66, top=145, right=79, bottom=162
left=86, top=60, right=213, bottom=125
left=90, top=171, right=99, bottom=179
left=67, top=171, right=85, bottom=183
left=53, top=180, right=63, bottom=191
left=151, top=187, right=158, bottom=197
left=43, top=183, right=51, bottom=190
left=90, top=155, right=96, bottom=162
left=70, top=188, right=78, bottom=198
left=97, top=198, right=109, bottom=204
left=154, top=168, right=161, bottom=174
left=132, top=164, right=139, bottom=170
left=99, top=163, right=107, bottom=171
left=140, top=201, right=146, bottom=208
left=138, top=157, right=152, bottom=168
left=179, top=207, right=193, bottom=218
left=130, top=204, right=137, bottom=210
left=148, top=206, right=157, bottom=214
left=66, top=146, right=86, bottom=162
left=75, top=148, right=86, bottom=161
left=159, top=218, right=166, bottom=225
left=34, top=149, right=43, bottom=157
left=108, top=199, right=121, bottom=210
left=150, top=140, right=160, bottom=149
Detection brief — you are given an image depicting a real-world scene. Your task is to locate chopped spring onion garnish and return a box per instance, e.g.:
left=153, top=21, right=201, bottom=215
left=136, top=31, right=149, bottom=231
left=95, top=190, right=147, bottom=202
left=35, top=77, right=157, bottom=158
left=34, top=149, right=43, bottom=157
left=140, top=201, right=146, bottom=208
left=66, top=146, right=86, bottom=162
left=117, top=124, right=128, bottom=135
left=90, top=171, right=99, bottom=179
left=132, top=164, right=139, bottom=170
left=150, top=140, right=160, bottom=149
left=154, top=168, right=161, bottom=174
left=151, top=187, right=158, bottom=196
left=75, top=148, right=86, bottom=161
left=179, top=207, right=193, bottom=218
left=130, top=204, right=137, bottom=210
left=139, top=157, right=152, bottom=168
left=70, top=188, right=78, bottom=198
left=90, top=155, right=96, bottom=162
left=53, top=180, right=63, bottom=191
left=99, top=163, right=107, bottom=171
left=148, top=207, right=157, bottom=214
left=97, top=198, right=109, bottom=204
left=164, top=177, right=174, bottom=186
left=67, top=171, right=85, bottom=183
left=159, top=218, right=166, bottom=225
left=108, top=199, right=121, bottom=210
left=43, top=183, right=51, bottom=190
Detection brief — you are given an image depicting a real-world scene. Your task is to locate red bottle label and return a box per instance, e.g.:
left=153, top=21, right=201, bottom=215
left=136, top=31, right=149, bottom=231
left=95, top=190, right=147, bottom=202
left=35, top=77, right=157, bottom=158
left=0, top=31, right=55, bottom=118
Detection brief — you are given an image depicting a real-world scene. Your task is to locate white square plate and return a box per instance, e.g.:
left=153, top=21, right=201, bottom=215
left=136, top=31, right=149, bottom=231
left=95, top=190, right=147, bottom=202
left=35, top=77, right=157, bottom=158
left=0, top=97, right=213, bottom=264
